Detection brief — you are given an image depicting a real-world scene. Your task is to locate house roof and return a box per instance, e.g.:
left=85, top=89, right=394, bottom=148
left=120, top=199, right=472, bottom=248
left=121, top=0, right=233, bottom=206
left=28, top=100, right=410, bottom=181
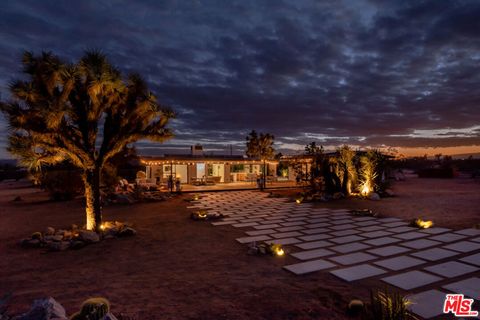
left=140, top=150, right=394, bottom=165
left=140, top=154, right=278, bottom=165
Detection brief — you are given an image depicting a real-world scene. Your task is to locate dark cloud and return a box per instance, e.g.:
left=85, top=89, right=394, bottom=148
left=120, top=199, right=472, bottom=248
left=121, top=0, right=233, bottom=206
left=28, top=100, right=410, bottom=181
left=1, top=0, right=479, bottom=157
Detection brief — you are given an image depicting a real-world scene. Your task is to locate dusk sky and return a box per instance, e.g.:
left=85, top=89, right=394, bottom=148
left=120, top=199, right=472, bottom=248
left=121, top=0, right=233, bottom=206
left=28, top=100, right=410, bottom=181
left=1, top=0, right=479, bottom=158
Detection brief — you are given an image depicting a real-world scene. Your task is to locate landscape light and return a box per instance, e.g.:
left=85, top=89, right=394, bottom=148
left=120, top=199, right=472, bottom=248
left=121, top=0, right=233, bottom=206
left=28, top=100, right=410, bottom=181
left=360, top=183, right=371, bottom=196
left=416, top=218, right=433, bottom=229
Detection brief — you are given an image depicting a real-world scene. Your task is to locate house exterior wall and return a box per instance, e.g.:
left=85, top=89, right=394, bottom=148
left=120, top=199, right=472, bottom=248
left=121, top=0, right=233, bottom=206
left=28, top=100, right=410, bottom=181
left=148, top=165, right=163, bottom=182
left=224, top=164, right=231, bottom=183
left=142, top=159, right=286, bottom=184
left=175, top=165, right=188, bottom=183
left=268, top=164, right=277, bottom=176
left=188, top=164, right=197, bottom=184
left=288, top=165, right=296, bottom=181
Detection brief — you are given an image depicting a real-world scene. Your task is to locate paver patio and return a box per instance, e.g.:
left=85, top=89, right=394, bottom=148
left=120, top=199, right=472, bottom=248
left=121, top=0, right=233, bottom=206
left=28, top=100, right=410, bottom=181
left=189, top=191, right=480, bottom=319
left=407, top=290, right=447, bottom=319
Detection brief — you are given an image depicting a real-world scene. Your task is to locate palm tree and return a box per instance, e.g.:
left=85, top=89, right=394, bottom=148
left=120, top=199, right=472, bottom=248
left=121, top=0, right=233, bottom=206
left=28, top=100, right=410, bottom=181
left=0, top=51, right=174, bottom=231
left=246, top=130, right=275, bottom=189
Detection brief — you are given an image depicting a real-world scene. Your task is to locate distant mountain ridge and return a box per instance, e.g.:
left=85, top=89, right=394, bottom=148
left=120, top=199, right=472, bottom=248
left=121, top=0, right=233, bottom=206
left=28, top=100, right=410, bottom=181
left=447, top=153, right=480, bottom=159
left=0, top=159, right=17, bottom=166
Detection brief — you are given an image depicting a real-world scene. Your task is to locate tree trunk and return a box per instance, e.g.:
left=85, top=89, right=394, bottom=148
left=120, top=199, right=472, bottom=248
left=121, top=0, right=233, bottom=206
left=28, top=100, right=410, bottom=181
left=83, top=167, right=102, bottom=231
left=263, top=160, right=267, bottom=189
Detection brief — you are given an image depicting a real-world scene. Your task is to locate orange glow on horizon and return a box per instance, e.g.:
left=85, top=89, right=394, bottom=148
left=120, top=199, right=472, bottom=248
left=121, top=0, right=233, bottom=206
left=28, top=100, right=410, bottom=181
left=392, top=145, right=480, bottom=158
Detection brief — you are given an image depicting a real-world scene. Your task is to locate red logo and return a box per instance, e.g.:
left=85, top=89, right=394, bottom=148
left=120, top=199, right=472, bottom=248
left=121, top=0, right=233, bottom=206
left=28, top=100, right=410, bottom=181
left=443, top=294, right=478, bottom=317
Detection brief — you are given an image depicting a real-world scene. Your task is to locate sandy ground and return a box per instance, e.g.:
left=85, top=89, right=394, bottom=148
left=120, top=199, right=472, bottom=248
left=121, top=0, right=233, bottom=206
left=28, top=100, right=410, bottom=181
left=302, top=175, right=480, bottom=230
left=0, top=176, right=479, bottom=319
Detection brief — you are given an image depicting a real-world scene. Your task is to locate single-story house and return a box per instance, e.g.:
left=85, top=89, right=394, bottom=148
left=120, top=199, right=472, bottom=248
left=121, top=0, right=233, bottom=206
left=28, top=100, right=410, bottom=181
left=140, top=145, right=280, bottom=186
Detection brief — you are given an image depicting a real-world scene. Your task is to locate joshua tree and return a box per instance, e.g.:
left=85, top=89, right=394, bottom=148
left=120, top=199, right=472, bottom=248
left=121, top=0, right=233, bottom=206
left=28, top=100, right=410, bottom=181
left=0, top=51, right=174, bottom=231
left=246, top=130, right=275, bottom=189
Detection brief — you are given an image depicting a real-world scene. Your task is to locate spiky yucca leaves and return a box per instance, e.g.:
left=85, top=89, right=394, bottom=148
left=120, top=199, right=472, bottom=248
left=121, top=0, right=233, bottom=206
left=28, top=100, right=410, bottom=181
left=365, top=288, right=417, bottom=320
left=1, top=51, right=174, bottom=231
left=359, top=149, right=388, bottom=195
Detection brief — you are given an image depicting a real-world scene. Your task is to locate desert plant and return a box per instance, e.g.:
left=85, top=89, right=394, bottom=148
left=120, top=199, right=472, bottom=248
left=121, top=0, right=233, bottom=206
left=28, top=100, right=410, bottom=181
left=42, top=169, right=84, bottom=200
left=70, top=297, right=110, bottom=320
left=365, top=149, right=391, bottom=194
left=359, top=151, right=379, bottom=195
left=323, top=157, right=343, bottom=194
left=364, top=288, right=417, bottom=320
left=305, top=142, right=327, bottom=193
left=1, top=51, right=174, bottom=231
left=347, top=299, right=365, bottom=316
left=246, top=130, right=275, bottom=189
left=337, top=145, right=358, bottom=195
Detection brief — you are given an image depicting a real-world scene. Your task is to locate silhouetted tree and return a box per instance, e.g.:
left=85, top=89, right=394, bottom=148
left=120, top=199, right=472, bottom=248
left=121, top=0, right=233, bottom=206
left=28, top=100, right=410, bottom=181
left=1, top=51, right=174, bottom=231
left=246, top=130, right=275, bottom=189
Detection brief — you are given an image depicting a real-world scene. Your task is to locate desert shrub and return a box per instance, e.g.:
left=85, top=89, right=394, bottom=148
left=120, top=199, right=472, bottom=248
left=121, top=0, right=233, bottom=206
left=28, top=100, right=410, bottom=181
left=359, top=153, right=378, bottom=195
left=0, top=163, right=26, bottom=182
left=336, top=145, right=358, bottom=195
left=294, top=143, right=392, bottom=197
left=358, top=150, right=390, bottom=195
left=296, top=142, right=338, bottom=194
left=363, top=288, right=417, bottom=320
left=42, top=169, right=84, bottom=201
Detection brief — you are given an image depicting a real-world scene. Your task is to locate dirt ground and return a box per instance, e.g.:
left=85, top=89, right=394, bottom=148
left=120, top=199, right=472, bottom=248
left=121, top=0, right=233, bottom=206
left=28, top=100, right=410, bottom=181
left=0, top=176, right=479, bottom=319
left=278, top=175, right=480, bottom=230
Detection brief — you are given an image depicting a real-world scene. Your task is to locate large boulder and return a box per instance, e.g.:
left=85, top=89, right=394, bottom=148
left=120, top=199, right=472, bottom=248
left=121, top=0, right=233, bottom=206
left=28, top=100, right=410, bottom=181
left=13, top=297, right=67, bottom=320
left=44, top=227, right=55, bottom=236
left=368, top=192, right=381, bottom=201
left=51, top=235, right=64, bottom=242
left=118, top=227, right=137, bottom=237
left=115, top=194, right=135, bottom=204
left=70, top=240, right=86, bottom=250
left=78, top=230, right=100, bottom=243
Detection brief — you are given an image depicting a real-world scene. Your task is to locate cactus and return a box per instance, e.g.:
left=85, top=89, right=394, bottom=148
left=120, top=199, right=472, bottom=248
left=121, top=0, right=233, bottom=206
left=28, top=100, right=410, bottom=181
left=70, top=297, right=110, bottom=320
left=347, top=299, right=364, bottom=316
left=31, top=231, right=42, bottom=240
